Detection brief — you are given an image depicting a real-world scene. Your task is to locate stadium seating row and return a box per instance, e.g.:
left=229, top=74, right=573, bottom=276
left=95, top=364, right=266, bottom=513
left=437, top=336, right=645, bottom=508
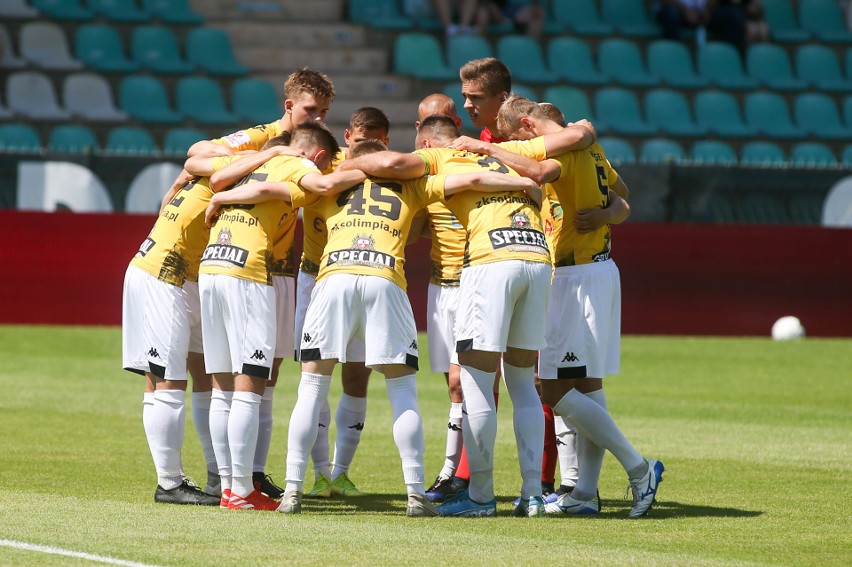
left=1, top=72, right=281, bottom=126
left=0, top=0, right=202, bottom=24
left=395, top=33, right=852, bottom=91
left=0, top=22, right=247, bottom=76
left=349, top=0, right=852, bottom=43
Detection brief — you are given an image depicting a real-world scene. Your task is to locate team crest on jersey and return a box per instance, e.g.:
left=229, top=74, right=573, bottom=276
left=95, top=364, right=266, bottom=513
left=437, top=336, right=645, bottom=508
left=488, top=209, right=549, bottom=256
left=201, top=227, right=249, bottom=268
left=511, top=211, right=530, bottom=229
left=353, top=234, right=375, bottom=250
left=217, top=227, right=233, bottom=245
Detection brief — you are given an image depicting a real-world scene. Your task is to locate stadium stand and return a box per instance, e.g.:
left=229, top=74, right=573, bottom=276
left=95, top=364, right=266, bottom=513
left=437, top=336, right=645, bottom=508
left=551, top=0, right=614, bottom=36
left=793, top=93, right=852, bottom=140
left=130, top=25, right=195, bottom=74
left=231, top=78, right=283, bottom=124
left=162, top=127, right=208, bottom=156
left=394, top=32, right=455, bottom=80
left=640, top=138, right=685, bottom=164
left=31, top=0, right=93, bottom=21
left=496, top=35, right=557, bottom=84
left=48, top=124, right=100, bottom=153
left=88, top=0, right=149, bottom=23
left=646, top=40, right=708, bottom=89
left=19, top=21, right=83, bottom=70
left=594, top=87, right=656, bottom=136
left=697, top=42, right=759, bottom=89
left=542, top=85, right=598, bottom=125
left=105, top=126, right=159, bottom=155
left=547, top=37, right=608, bottom=85
left=644, top=89, right=706, bottom=137
left=74, top=24, right=140, bottom=73
left=175, top=76, right=240, bottom=125
left=694, top=90, right=757, bottom=138
left=63, top=73, right=128, bottom=122
left=745, top=44, right=808, bottom=91
left=790, top=142, right=838, bottom=167
left=185, top=28, right=249, bottom=76
left=798, top=0, right=852, bottom=43
left=0, top=24, right=27, bottom=69
left=744, top=91, right=807, bottom=139
left=118, top=75, right=183, bottom=124
left=740, top=141, right=787, bottom=166
left=690, top=140, right=738, bottom=165
left=140, top=0, right=203, bottom=25
left=600, top=0, right=660, bottom=37
left=348, top=0, right=415, bottom=30
left=447, top=35, right=493, bottom=73
left=598, top=38, right=659, bottom=87
left=762, top=0, right=810, bottom=42
left=794, top=44, right=852, bottom=92
left=0, top=123, right=43, bottom=152
left=6, top=71, right=72, bottom=120
left=599, top=136, right=637, bottom=165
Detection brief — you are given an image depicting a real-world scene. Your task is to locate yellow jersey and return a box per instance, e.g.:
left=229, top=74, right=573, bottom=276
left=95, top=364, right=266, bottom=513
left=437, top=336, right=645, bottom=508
left=213, top=120, right=286, bottom=152
left=315, top=175, right=448, bottom=290
left=130, top=176, right=214, bottom=286
left=415, top=147, right=550, bottom=268
left=425, top=201, right=465, bottom=285
left=300, top=149, right=348, bottom=275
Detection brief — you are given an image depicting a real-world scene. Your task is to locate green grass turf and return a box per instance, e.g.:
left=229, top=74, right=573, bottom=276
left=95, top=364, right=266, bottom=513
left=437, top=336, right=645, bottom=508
left=0, top=326, right=849, bottom=566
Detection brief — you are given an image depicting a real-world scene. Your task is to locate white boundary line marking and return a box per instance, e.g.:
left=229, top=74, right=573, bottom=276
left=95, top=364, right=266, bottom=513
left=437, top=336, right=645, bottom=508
left=0, top=539, right=164, bottom=567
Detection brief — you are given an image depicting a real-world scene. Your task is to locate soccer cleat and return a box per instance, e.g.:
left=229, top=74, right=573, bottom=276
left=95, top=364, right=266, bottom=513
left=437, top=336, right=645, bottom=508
left=305, top=473, right=333, bottom=498
left=155, top=479, right=220, bottom=506
left=544, top=491, right=601, bottom=515
left=513, top=482, right=556, bottom=506
left=219, top=488, right=232, bottom=509
left=253, top=472, right=285, bottom=499
left=436, top=489, right=497, bottom=517
left=331, top=472, right=365, bottom=497
left=545, top=484, right=574, bottom=504
left=406, top=493, right=441, bottom=517
left=277, top=490, right=302, bottom=514
left=227, top=489, right=280, bottom=511
left=425, top=475, right=456, bottom=503
left=512, top=496, right=546, bottom=517
left=627, top=459, right=665, bottom=518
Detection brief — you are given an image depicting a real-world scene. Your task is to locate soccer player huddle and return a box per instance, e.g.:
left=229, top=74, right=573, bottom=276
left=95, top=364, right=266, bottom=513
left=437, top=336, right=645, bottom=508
left=122, top=57, right=664, bottom=518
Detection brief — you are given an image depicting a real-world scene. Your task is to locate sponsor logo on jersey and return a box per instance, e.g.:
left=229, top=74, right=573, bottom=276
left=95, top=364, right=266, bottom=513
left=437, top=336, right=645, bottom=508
left=488, top=220, right=549, bottom=255
left=223, top=130, right=250, bottom=148
left=201, top=228, right=249, bottom=267
left=138, top=237, right=155, bottom=257
left=326, top=234, right=395, bottom=269
left=592, top=251, right=610, bottom=262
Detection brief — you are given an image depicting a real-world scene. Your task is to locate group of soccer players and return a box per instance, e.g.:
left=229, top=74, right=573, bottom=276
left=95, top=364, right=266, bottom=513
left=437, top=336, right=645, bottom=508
left=122, top=57, right=665, bottom=518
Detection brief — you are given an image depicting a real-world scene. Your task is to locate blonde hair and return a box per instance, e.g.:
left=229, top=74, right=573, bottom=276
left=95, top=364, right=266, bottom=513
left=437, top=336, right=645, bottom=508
left=496, top=95, right=547, bottom=139
left=538, top=102, right=566, bottom=127
left=283, top=68, right=336, bottom=102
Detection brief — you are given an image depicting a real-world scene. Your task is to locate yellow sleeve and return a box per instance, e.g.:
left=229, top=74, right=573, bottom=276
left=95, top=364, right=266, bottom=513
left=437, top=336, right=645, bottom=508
left=414, top=149, right=438, bottom=175
left=215, top=127, right=269, bottom=151
left=605, top=159, right=619, bottom=188
left=495, top=137, right=547, bottom=160
left=423, top=174, right=447, bottom=204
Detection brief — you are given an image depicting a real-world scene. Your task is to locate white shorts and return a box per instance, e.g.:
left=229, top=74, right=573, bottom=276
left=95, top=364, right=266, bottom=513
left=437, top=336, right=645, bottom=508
left=300, top=273, right=419, bottom=370
left=455, top=260, right=551, bottom=353
left=199, top=273, right=276, bottom=379
left=427, top=282, right=460, bottom=373
left=184, top=280, right=203, bottom=354
left=273, top=275, right=296, bottom=359
left=121, top=264, right=196, bottom=380
left=539, top=260, right=621, bottom=380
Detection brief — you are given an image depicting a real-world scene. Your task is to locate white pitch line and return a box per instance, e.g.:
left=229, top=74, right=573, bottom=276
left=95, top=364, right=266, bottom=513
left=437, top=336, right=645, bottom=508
left=0, top=539, right=164, bottom=567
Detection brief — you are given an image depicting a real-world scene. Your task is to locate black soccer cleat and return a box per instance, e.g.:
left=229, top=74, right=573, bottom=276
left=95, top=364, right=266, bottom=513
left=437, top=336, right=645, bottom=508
left=155, top=479, right=220, bottom=506
left=253, top=472, right=285, bottom=499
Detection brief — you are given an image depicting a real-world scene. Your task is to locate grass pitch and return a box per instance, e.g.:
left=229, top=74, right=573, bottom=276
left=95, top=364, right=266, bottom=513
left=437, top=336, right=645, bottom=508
left=0, top=326, right=849, bottom=566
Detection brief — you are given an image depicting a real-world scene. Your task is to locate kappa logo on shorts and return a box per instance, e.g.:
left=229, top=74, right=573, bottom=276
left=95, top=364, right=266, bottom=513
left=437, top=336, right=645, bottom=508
left=303, top=332, right=312, bottom=343
left=448, top=423, right=462, bottom=432
left=348, top=422, right=365, bottom=431
left=147, top=347, right=160, bottom=358
left=250, top=350, right=266, bottom=361
left=409, top=339, right=418, bottom=351
left=562, top=352, right=579, bottom=362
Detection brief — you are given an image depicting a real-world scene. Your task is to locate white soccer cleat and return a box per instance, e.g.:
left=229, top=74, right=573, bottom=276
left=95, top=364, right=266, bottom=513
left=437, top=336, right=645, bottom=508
left=628, top=459, right=665, bottom=518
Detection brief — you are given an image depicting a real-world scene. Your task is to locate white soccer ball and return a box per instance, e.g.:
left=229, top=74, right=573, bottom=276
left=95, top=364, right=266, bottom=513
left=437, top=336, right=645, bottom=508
left=771, top=316, right=805, bottom=341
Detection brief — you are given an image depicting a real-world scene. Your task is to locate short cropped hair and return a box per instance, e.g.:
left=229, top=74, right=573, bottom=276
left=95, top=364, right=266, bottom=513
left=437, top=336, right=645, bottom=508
left=459, top=58, right=511, bottom=97
left=538, top=102, right=566, bottom=127
left=350, top=107, right=390, bottom=134
left=284, top=68, right=336, bottom=102
left=260, top=132, right=291, bottom=150
left=497, top=95, right=548, bottom=139
left=417, top=114, right=461, bottom=146
left=290, top=122, right=340, bottom=156
left=348, top=139, right=388, bottom=159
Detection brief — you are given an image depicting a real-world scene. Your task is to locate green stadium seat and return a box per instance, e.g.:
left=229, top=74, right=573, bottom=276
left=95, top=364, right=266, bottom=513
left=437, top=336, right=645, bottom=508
left=547, top=37, right=608, bottom=86
left=497, top=35, right=557, bottom=84
left=394, top=33, right=455, bottom=80
left=140, top=0, right=203, bottom=25
left=0, top=123, right=43, bottom=152
left=541, top=86, right=597, bottom=125
left=48, top=124, right=99, bottom=153
left=844, top=95, right=852, bottom=129
left=744, top=92, right=806, bottom=139
left=31, top=0, right=93, bottom=21
left=74, top=24, right=140, bottom=73
left=793, top=93, right=852, bottom=140
left=131, top=25, right=195, bottom=74
left=790, top=142, right=837, bottom=167
left=600, top=0, right=660, bottom=37
left=598, top=38, right=659, bottom=87
left=348, top=0, right=414, bottom=30
left=176, top=76, right=240, bottom=125
left=697, top=42, right=759, bottom=89
left=599, top=136, right=636, bottom=165
left=644, top=89, right=707, bottom=137
left=105, top=126, right=159, bottom=155
left=447, top=35, right=493, bottom=72
left=843, top=145, right=852, bottom=166
left=740, top=141, right=787, bottom=166
left=694, top=90, right=757, bottom=138
left=798, top=0, right=852, bottom=43
left=787, top=194, right=824, bottom=224
left=185, top=28, right=249, bottom=76
left=640, top=138, right=685, bottom=164
left=762, top=0, right=811, bottom=42
left=88, top=0, right=148, bottom=22
left=795, top=45, right=852, bottom=92
left=163, top=127, right=208, bottom=156
left=690, top=140, right=737, bottom=165
left=594, top=87, right=656, bottom=136
left=511, top=83, right=538, bottom=101
left=442, top=83, right=476, bottom=131
left=231, top=78, right=282, bottom=124
left=119, top=75, right=183, bottom=124
left=551, top=0, right=614, bottom=36
left=736, top=193, right=790, bottom=224
left=745, top=44, right=808, bottom=91
left=646, top=40, right=708, bottom=89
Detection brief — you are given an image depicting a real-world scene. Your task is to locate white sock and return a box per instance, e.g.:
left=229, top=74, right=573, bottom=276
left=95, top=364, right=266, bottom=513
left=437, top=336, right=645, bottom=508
left=331, top=393, right=367, bottom=479
left=385, top=375, right=425, bottom=495
left=554, top=388, right=645, bottom=489
left=459, top=365, right=497, bottom=502
left=285, top=373, right=331, bottom=493
left=253, top=386, right=274, bottom=473
left=142, top=392, right=155, bottom=455
left=151, top=389, right=185, bottom=490
left=311, top=398, right=332, bottom=478
left=209, top=389, right=233, bottom=493
left=191, top=391, right=218, bottom=486
left=571, top=390, right=607, bottom=500
left=228, top=391, right=262, bottom=497
left=502, top=363, right=544, bottom=499
left=554, top=415, right=578, bottom=487
left=439, top=402, right=464, bottom=479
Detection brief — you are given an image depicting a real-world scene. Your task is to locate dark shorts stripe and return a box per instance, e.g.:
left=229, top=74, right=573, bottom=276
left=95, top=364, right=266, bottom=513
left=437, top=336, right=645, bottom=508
left=300, top=348, right=322, bottom=361
left=242, top=363, right=271, bottom=380
left=149, top=362, right=166, bottom=379
left=405, top=354, right=419, bottom=371
left=124, top=367, right=146, bottom=376
left=456, top=338, right=474, bottom=353
left=557, top=366, right=588, bottom=379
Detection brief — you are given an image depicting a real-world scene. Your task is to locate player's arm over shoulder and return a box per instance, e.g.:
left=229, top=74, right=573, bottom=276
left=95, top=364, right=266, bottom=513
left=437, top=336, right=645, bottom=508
left=337, top=150, right=427, bottom=179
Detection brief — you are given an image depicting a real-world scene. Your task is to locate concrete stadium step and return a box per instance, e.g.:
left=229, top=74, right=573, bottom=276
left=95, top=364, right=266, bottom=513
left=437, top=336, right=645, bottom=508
left=326, top=99, right=417, bottom=131
left=236, top=47, right=387, bottom=74
left=256, top=74, right=412, bottom=101
left=217, top=23, right=365, bottom=49
left=325, top=121, right=413, bottom=152
left=191, top=0, right=345, bottom=22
